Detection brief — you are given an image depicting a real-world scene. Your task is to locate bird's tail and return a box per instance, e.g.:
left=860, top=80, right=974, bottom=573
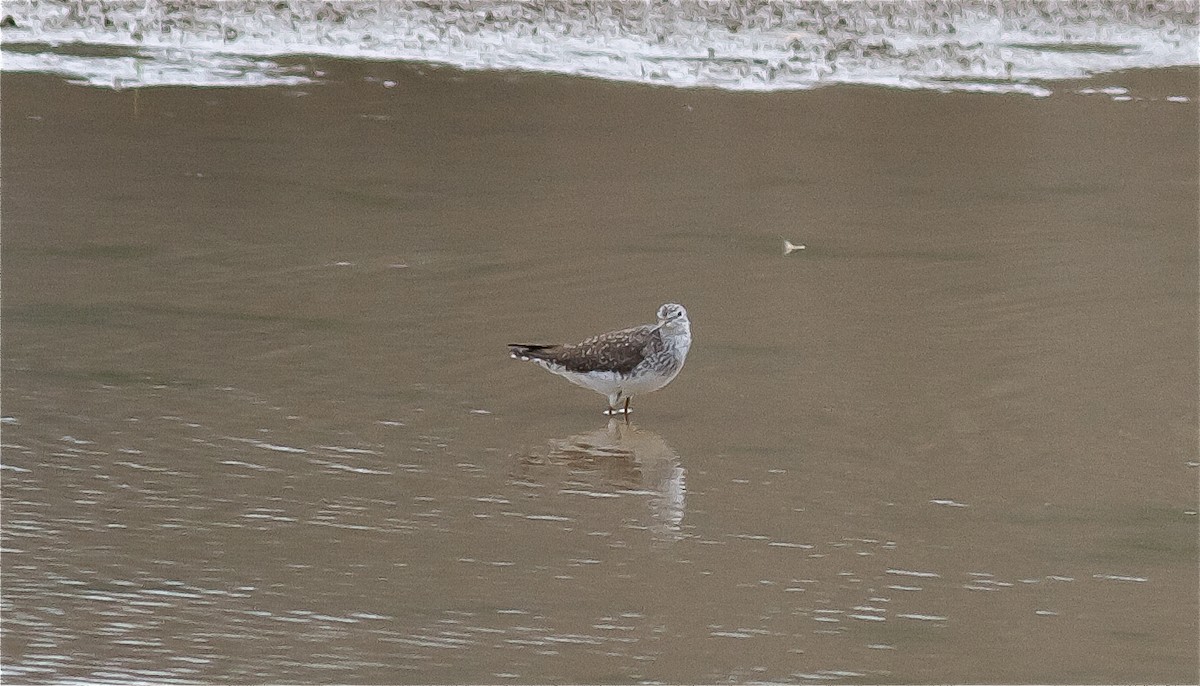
left=508, top=344, right=558, bottom=362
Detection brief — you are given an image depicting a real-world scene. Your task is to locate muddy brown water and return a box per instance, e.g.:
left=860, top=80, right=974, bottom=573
left=2, top=65, right=1197, bottom=683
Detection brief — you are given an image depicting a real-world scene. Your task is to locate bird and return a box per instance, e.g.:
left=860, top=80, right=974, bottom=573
left=509, top=303, right=692, bottom=416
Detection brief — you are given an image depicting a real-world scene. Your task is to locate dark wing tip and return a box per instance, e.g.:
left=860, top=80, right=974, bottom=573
left=509, top=343, right=558, bottom=361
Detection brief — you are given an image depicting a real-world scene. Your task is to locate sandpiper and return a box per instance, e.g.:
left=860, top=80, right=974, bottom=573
left=509, top=303, right=692, bottom=415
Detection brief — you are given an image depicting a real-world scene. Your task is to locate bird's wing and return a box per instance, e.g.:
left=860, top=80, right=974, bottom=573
left=512, top=325, right=658, bottom=375
left=562, top=325, right=659, bottom=374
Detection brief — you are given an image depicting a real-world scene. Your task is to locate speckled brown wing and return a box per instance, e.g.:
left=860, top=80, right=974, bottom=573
left=510, top=325, right=659, bottom=375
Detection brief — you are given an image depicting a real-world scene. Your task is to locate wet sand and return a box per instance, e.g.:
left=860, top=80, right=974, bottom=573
left=2, top=63, right=1197, bottom=683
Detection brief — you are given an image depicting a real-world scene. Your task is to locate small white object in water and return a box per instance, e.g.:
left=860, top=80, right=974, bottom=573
left=784, top=239, right=806, bottom=255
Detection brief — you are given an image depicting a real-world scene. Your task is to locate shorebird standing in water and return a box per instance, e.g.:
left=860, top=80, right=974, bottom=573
left=509, top=303, right=692, bottom=415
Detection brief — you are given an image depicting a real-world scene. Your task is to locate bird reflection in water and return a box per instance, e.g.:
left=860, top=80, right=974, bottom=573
left=517, top=420, right=686, bottom=540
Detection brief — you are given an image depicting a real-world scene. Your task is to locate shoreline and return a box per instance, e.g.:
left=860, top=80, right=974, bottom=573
left=4, top=0, right=1195, bottom=91
left=4, top=0, right=1195, bottom=92
left=4, top=46, right=1199, bottom=99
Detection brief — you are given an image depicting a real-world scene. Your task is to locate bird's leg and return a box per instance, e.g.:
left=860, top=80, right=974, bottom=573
left=604, top=392, right=621, bottom=416
left=623, top=397, right=631, bottom=415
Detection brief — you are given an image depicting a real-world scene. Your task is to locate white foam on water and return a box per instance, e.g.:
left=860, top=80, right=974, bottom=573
left=711, top=630, right=754, bottom=638
left=897, top=612, right=948, bottom=621
left=559, top=488, right=620, bottom=499
left=316, top=445, right=380, bottom=455
left=1, top=1, right=1195, bottom=93
left=768, top=541, right=814, bottom=549
left=307, top=459, right=391, bottom=475
left=885, top=568, right=941, bottom=578
left=251, top=441, right=306, bottom=454
left=523, top=514, right=573, bottom=522
left=0, top=46, right=311, bottom=89
left=1092, top=573, right=1148, bottom=582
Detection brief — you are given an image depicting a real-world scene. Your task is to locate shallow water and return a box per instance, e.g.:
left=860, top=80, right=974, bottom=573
left=2, top=66, right=1197, bottom=683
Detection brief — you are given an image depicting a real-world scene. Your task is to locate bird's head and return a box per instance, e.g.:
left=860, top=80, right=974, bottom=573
left=656, top=303, right=689, bottom=333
